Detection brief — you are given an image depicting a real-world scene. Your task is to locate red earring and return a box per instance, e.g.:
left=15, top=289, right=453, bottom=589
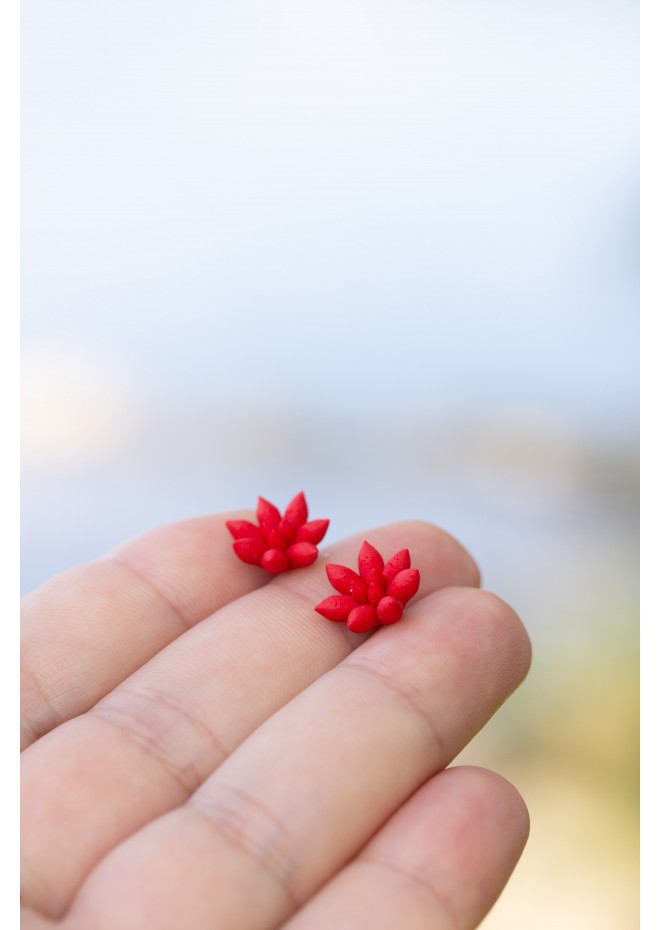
left=315, top=541, right=420, bottom=633
left=226, top=492, right=329, bottom=574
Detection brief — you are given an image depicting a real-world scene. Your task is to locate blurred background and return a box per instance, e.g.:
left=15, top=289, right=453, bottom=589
left=21, top=1, right=639, bottom=926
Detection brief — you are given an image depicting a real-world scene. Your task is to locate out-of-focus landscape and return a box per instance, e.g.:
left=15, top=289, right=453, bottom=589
left=21, top=1, right=639, bottom=927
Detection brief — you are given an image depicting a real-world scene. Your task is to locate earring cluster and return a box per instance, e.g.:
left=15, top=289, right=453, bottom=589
left=226, top=492, right=329, bottom=574
left=227, top=492, right=420, bottom=630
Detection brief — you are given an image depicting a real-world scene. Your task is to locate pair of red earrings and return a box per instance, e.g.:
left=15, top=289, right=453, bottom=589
left=226, top=492, right=420, bottom=634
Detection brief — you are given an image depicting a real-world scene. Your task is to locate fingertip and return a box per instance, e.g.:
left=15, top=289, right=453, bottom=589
left=428, top=586, right=532, bottom=692
left=470, top=589, right=533, bottom=688
left=395, top=520, right=481, bottom=589
left=442, top=764, right=531, bottom=845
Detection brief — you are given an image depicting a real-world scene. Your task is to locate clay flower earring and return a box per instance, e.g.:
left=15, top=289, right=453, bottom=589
left=226, top=492, right=329, bottom=574
left=315, top=541, right=420, bottom=633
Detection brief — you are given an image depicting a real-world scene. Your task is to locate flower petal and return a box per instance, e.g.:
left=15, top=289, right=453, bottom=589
left=295, top=519, right=330, bottom=546
left=347, top=604, right=379, bottom=633
left=367, top=582, right=386, bottom=606
left=315, top=595, right=359, bottom=621
left=233, top=537, right=267, bottom=566
left=256, top=497, right=281, bottom=534
left=284, top=491, right=308, bottom=529
left=382, top=548, right=411, bottom=587
left=226, top=519, right=263, bottom=542
left=358, top=541, right=385, bottom=585
left=377, top=596, right=404, bottom=625
left=326, top=564, right=368, bottom=603
left=266, top=526, right=288, bottom=550
left=387, top=568, right=420, bottom=605
left=279, top=518, right=298, bottom=545
left=286, top=541, right=318, bottom=568
left=261, top=548, right=289, bottom=574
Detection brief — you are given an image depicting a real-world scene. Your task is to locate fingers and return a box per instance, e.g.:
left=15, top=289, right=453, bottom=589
left=61, top=587, right=530, bottom=930
left=20, top=511, right=268, bottom=749
left=20, top=909, right=58, bottom=930
left=21, top=521, right=479, bottom=919
left=282, top=766, right=530, bottom=930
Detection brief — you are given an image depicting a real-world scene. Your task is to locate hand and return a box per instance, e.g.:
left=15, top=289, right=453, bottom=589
left=21, top=513, right=531, bottom=929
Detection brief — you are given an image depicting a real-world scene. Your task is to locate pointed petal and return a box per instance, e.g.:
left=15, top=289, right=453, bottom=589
left=295, top=519, right=330, bottom=545
left=382, top=549, right=411, bottom=587
left=315, top=595, right=359, bottom=621
left=266, top=526, right=287, bottom=550
left=367, top=581, right=385, bottom=606
left=377, top=596, right=404, bottom=625
left=261, top=548, right=289, bottom=574
left=256, top=497, right=281, bottom=533
left=358, top=541, right=385, bottom=584
left=279, top=518, right=298, bottom=545
left=387, top=568, right=420, bottom=604
left=286, top=541, right=318, bottom=568
left=347, top=604, right=379, bottom=633
left=233, top=537, right=267, bottom=566
left=226, top=519, right=263, bottom=542
left=284, top=491, right=308, bottom=529
left=325, top=564, right=368, bottom=603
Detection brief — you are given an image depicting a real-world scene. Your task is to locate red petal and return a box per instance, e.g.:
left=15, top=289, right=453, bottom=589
left=295, top=519, right=330, bottom=545
left=286, top=541, right=318, bottom=568
left=261, top=548, right=289, bottom=574
left=326, top=565, right=368, bottom=603
left=382, top=549, right=411, bottom=587
left=358, top=541, right=384, bottom=584
left=387, top=568, right=420, bottom=604
left=347, top=604, right=379, bottom=633
left=284, top=491, right=308, bottom=529
left=367, top=582, right=385, bottom=606
left=266, top=526, right=287, bottom=550
left=226, top=519, right=263, bottom=542
left=256, top=497, right=281, bottom=533
left=377, top=596, right=404, bottom=625
left=315, top=595, right=359, bottom=621
left=279, top=518, right=298, bottom=545
left=233, top=538, right=267, bottom=566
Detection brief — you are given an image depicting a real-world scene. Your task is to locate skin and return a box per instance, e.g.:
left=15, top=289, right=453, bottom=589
left=21, top=512, right=531, bottom=929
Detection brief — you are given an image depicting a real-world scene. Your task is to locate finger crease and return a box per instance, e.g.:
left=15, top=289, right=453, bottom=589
left=339, top=657, right=447, bottom=761
left=21, top=661, right=60, bottom=748
left=90, top=685, right=229, bottom=796
left=188, top=784, right=302, bottom=910
left=360, top=852, right=462, bottom=929
left=105, top=556, right=195, bottom=634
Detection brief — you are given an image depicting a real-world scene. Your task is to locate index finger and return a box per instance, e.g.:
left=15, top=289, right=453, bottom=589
left=20, top=510, right=268, bottom=749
